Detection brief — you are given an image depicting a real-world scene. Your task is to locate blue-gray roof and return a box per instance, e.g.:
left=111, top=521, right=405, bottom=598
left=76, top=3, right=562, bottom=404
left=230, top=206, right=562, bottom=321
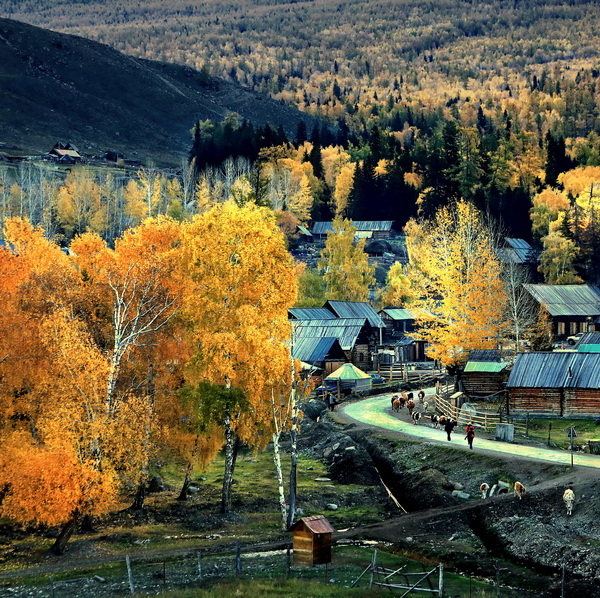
left=468, top=350, right=503, bottom=363
left=324, top=300, right=385, bottom=328
left=292, top=337, right=345, bottom=363
left=312, top=221, right=393, bottom=235
left=292, top=318, right=368, bottom=350
left=380, top=308, right=415, bottom=321
left=507, top=352, right=600, bottom=388
left=501, top=238, right=535, bottom=264
left=523, top=284, right=600, bottom=317
left=289, top=307, right=337, bottom=320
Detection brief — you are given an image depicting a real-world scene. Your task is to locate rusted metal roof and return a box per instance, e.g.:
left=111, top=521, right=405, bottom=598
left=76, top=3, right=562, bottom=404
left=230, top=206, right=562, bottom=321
left=523, top=284, right=600, bottom=317
left=324, top=300, right=385, bottom=329
left=292, top=515, right=335, bottom=534
left=507, top=352, right=600, bottom=388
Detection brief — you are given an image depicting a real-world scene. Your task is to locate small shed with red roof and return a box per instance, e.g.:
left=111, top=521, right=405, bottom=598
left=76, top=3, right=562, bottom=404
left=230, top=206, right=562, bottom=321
left=290, top=515, right=335, bottom=566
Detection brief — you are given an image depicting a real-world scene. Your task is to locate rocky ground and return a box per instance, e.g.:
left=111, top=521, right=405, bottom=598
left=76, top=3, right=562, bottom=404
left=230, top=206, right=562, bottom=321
left=2, top=396, right=600, bottom=597
left=300, top=398, right=600, bottom=597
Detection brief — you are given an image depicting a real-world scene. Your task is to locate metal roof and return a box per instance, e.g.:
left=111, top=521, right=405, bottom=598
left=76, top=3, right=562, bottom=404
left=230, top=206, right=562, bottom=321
left=507, top=352, right=600, bottom=388
left=380, top=308, right=415, bottom=321
left=464, top=362, right=506, bottom=373
left=325, top=300, right=385, bottom=328
left=576, top=332, right=600, bottom=347
left=292, top=515, right=335, bottom=534
left=468, top=350, right=503, bottom=362
left=291, top=337, right=345, bottom=363
left=504, top=238, right=534, bottom=263
left=292, top=318, right=368, bottom=350
left=289, top=307, right=337, bottom=320
left=523, top=284, right=600, bottom=317
left=311, top=221, right=393, bottom=235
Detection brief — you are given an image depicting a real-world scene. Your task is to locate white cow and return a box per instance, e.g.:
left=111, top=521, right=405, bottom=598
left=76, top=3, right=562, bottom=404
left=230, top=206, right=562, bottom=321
left=563, top=488, right=575, bottom=516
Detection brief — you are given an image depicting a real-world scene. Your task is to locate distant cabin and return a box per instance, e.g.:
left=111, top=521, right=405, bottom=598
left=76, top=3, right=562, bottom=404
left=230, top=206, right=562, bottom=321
left=48, top=142, right=82, bottom=163
left=291, top=515, right=335, bottom=566
left=311, top=221, right=393, bottom=241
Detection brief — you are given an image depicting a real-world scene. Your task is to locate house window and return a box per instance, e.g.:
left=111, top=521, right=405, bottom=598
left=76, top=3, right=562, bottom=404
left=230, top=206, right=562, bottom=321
left=570, top=322, right=578, bottom=335
left=359, top=352, right=364, bottom=362
left=557, top=322, right=565, bottom=335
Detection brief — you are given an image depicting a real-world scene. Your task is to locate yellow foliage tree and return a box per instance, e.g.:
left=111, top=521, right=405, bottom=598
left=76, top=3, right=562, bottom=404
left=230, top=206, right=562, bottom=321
left=405, top=201, right=506, bottom=367
left=179, top=201, right=298, bottom=513
left=318, top=217, right=375, bottom=302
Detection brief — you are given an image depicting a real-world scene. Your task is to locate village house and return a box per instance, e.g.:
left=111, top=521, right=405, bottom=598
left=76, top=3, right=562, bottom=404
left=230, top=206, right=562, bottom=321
left=506, top=351, right=600, bottom=417
left=48, top=142, right=82, bottom=163
left=523, top=283, right=600, bottom=339
left=310, top=220, right=394, bottom=241
left=461, top=349, right=508, bottom=400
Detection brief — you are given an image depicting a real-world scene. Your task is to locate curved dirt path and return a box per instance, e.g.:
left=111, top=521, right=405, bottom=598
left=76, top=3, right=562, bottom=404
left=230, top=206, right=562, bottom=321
left=340, top=393, right=600, bottom=469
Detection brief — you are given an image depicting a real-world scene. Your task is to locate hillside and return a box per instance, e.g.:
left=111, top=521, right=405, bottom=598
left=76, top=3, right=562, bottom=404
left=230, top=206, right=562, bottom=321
left=0, top=18, right=318, bottom=166
left=2, top=0, right=600, bottom=135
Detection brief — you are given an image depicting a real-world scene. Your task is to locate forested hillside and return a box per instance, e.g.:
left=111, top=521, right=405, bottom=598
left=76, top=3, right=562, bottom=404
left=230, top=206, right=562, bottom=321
left=2, top=0, right=599, bottom=138
left=0, top=18, right=318, bottom=165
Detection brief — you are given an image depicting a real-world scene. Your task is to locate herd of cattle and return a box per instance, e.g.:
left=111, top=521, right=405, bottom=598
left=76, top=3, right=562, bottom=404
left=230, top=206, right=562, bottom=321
left=388, top=392, right=577, bottom=516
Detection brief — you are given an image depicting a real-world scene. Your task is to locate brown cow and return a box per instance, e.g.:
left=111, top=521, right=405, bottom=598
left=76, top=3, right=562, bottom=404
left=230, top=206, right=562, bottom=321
left=480, top=482, right=490, bottom=499
left=406, top=399, right=415, bottom=415
left=392, top=398, right=402, bottom=412
left=514, top=481, right=526, bottom=500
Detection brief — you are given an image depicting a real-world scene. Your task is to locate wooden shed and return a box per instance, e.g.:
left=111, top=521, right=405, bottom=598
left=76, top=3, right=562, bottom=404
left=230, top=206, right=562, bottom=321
left=507, top=352, right=600, bottom=416
left=291, top=515, right=335, bottom=566
left=462, top=350, right=508, bottom=399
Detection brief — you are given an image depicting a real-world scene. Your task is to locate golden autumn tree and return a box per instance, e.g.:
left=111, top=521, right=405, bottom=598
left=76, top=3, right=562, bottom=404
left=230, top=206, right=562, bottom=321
left=318, top=217, right=375, bottom=302
left=377, top=261, right=416, bottom=309
left=179, top=201, right=298, bottom=513
left=405, top=201, right=506, bottom=367
left=0, top=217, right=184, bottom=554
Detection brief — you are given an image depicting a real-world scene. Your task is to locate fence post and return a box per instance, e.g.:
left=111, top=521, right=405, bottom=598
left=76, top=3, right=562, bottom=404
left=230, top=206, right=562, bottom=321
left=286, top=545, right=291, bottom=579
left=236, top=538, right=242, bottom=575
left=369, top=550, right=377, bottom=588
left=50, top=576, right=55, bottom=598
left=484, top=413, right=488, bottom=430
left=197, top=551, right=202, bottom=580
left=548, top=422, right=552, bottom=446
left=438, top=563, right=444, bottom=597
left=125, top=555, right=135, bottom=595
left=526, top=412, right=529, bottom=438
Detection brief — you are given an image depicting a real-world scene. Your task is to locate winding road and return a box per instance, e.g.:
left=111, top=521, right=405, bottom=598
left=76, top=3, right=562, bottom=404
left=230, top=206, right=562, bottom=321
left=341, top=393, right=600, bottom=469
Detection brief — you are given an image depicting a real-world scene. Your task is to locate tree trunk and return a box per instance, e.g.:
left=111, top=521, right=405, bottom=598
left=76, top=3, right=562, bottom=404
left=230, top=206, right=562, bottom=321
left=221, top=415, right=240, bottom=514
left=178, top=469, right=192, bottom=501
left=50, top=516, right=78, bottom=556
left=80, top=514, right=95, bottom=532
left=286, top=380, right=299, bottom=530
left=132, top=481, right=146, bottom=510
left=272, top=430, right=288, bottom=530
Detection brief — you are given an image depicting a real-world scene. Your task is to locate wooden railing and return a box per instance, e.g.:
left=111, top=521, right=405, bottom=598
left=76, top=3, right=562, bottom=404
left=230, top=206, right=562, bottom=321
left=434, top=394, right=501, bottom=431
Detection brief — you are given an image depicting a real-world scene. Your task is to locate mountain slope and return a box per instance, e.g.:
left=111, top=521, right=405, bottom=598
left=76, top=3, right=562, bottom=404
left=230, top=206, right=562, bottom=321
left=0, top=18, right=317, bottom=166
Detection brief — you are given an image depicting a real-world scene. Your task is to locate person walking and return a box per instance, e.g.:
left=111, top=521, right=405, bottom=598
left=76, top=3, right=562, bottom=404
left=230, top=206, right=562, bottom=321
left=327, top=391, right=336, bottom=412
left=465, top=422, right=475, bottom=449
left=444, top=418, right=457, bottom=441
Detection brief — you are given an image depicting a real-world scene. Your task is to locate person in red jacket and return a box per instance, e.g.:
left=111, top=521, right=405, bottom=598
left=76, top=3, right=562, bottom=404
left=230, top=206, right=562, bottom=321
left=465, top=422, right=475, bottom=449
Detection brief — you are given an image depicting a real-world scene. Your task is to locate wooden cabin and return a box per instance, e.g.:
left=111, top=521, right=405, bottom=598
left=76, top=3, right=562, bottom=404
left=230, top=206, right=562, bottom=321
left=507, top=352, right=600, bottom=417
left=291, top=515, right=335, bottom=566
left=461, top=350, right=508, bottom=399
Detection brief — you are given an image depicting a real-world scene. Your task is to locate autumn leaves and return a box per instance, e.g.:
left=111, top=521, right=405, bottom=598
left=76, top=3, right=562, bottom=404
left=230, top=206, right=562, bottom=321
left=0, top=203, right=298, bottom=551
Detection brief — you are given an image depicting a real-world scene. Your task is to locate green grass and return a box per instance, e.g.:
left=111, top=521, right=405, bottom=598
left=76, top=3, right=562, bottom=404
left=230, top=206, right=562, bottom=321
left=518, top=417, right=600, bottom=449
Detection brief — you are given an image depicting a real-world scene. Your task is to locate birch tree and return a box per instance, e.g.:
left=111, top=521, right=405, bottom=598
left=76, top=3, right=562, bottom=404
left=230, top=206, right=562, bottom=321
left=406, top=201, right=506, bottom=367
